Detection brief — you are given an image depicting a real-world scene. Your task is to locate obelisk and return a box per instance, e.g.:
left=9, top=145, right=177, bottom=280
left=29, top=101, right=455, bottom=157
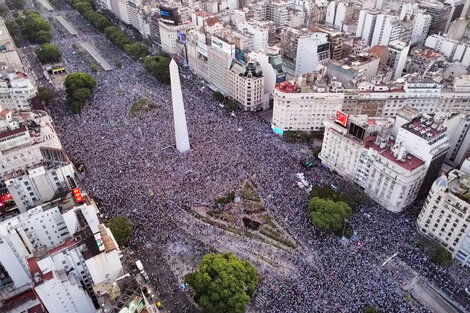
left=169, top=59, right=190, bottom=153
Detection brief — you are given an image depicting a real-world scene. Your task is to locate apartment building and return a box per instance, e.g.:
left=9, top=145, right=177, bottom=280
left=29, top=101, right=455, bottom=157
left=272, top=71, right=343, bottom=133
left=320, top=113, right=427, bottom=212
left=228, top=61, right=264, bottom=111
left=418, top=169, right=470, bottom=267
left=0, top=72, right=37, bottom=112
left=0, top=195, right=124, bottom=312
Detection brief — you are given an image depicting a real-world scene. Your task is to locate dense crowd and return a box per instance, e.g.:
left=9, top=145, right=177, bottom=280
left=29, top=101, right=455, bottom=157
left=37, top=7, right=470, bottom=313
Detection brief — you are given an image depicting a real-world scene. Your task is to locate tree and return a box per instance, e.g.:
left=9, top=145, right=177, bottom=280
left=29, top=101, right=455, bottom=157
left=104, top=26, right=131, bottom=49
left=308, top=197, right=352, bottom=234
left=363, top=306, right=379, bottom=313
left=17, top=10, right=51, bottom=44
left=212, top=91, right=224, bottom=102
left=36, top=43, right=61, bottom=64
left=38, top=87, right=54, bottom=104
left=185, top=253, right=258, bottom=313
left=312, top=147, right=321, bottom=159
left=431, top=246, right=453, bottom=266
left=124, top=42, right=148, bottom=60
left=108, top=216, right=132, bottom=247
left=6, top=0, right=25, bottom=10
left=144, top=55, right=170, bottom=84
left=64, top=72, right=96, bottom=113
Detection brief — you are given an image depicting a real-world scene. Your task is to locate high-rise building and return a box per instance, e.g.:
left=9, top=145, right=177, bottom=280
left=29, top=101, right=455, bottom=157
left=371, top=14, right=401, bottom=47
left=418, top=0, right=452, bottom=35
left=228, top=61, right=265, bottom=111
left=356, top=9, right=380, bottom=46
left=417, top=169, right=470, bottom=267
left=387, top=40, right=410, bottom=80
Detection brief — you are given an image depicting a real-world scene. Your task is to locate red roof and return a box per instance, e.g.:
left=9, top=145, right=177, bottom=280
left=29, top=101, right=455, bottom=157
left=275, top=81, right=298, bottom=93
left=28, top=304, right=45, bottom=313
left=367, top=138, right=424, bottom=171
left=4, top=289, right=36, bottom=307
left=49, top=238, right=76, bottom=255
left=0, top=125, right=27, bottom=139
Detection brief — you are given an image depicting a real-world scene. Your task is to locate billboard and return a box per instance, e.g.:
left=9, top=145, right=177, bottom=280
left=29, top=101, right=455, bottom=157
left=235, top=48, right=246, bottom=64
left=211, top=37, right=235, bottom=55
left=118, top=296, right=144, bottom=313
left=72, top=187, right=83, bottom=203
left=159, top=7, right=181, bottom=25
left=177, top=30, right=186, bottom=44
left=276, top=73, right=286, bottom=84
left=197, top=41, right=208, bottom=57
left=94, top=233, right=105, bottom=251
left=335, top=111, right=348, bottom=127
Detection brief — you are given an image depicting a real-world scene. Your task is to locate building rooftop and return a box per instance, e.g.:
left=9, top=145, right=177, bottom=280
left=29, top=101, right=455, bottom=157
left=366, top=137, right=425, bottom=171
left=402, top=115, right=446, bottom=141
left=444, top=170, right=470, bottom=205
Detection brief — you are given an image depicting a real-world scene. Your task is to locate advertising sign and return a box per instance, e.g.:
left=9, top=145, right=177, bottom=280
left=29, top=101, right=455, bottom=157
left=211, top=37, right=234, bottom=55
left=276, top=73, right=286, bottom=84
left=235, top=48, right=246, bottom=64
left=72, top=187, right=83, bottom=203
left=197, top=41, right=208, bottom=57
left=177, top=30, right=186, bottom=44
left=335, top=110, right=348, bottom=127
left=94, top=233, right=105, bottom=251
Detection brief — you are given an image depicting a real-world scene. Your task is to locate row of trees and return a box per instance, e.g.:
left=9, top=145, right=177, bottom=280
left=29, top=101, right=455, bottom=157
left=16, top=10, right=51, bottom=44
left=64, top=72, right=96, bottom=113
left=71, top=0, right=148, bottom=60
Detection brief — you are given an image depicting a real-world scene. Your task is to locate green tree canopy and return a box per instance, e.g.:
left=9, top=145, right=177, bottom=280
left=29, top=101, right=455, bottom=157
left=308, top=197, right=352, bottom=234
left=6, top=0, right=26, bottom=10
left=185, top=253, right=258, bottom=313
left=212, top=91, right=224, bottom=102
left=16, top=10, right=51, bottom=44
left=104, top=26, right=131, bottom=49
left=363, top=306, right=379, bottom=313
left=431, top=246, right=453, bottom=266
left=36, top=43, right=61, bottom=64
left=38, top=87, right=54, bottom=104
left=144, top=55, right=171, bottom=84
left=64, top=72, right=96, bottom=113
left=124, top=42, right=149, bottom=60
left=108, top=216, right=133, bottom=247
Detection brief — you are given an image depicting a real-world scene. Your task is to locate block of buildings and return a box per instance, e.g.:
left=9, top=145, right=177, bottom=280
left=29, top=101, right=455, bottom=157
left=228, top=60, right=265, bottom=111
left=417, top=169, right=470, bottom=267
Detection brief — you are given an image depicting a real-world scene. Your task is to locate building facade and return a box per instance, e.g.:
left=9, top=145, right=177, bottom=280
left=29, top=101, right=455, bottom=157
left=418, top=170, right=470, bottom=267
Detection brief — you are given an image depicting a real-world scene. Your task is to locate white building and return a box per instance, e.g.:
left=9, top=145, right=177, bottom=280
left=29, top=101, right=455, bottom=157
left=5, top=162, right=75, bottom=213
left=425, top=34, right=470, bottom=66
left=272, top=71, right=343, bottom=133
left=387, top=40, right=410, bottom=80
left=207, top=35, right=235, bottom=94
left=228, top=61, right=265, bottom=111
left=320, top=113, right=427, bottom=212
left=356, top=9, right=380, bottom=46
left=371, top=14, right=401, bottom=47
left=417, top=170, right=470, bottom=267
left=238, top=21, right=269, bottom=51
left=400, top=2, right=432, bottom=46
left=159, top=20, right=193, bottom=55
left=0, top=195, right=124, bottom=311
left=248, top=48, right=286, bottom=106
left=294, top=32, right=330, bottom=76
left=0, top=72, right=36, bottom=112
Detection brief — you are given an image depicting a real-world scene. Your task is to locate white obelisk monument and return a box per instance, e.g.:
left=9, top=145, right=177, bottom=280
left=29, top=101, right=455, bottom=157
left=169, top=59, right=190, bottom=153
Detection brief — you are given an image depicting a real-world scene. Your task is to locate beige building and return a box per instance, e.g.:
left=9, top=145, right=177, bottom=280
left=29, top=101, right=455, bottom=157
left=272, top=71, right=343, bottom=132
left=417, top=170, right=470, bottom=267
left=228, top=61, right=265, bottom=111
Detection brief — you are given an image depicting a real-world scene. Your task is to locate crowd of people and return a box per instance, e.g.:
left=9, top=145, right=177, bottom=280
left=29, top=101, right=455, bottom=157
left=37, top=7, right=470, bottom=313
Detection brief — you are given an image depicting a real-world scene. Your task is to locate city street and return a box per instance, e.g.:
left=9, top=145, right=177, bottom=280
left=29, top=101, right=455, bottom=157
left=19, top=2, right=470, bottom=313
